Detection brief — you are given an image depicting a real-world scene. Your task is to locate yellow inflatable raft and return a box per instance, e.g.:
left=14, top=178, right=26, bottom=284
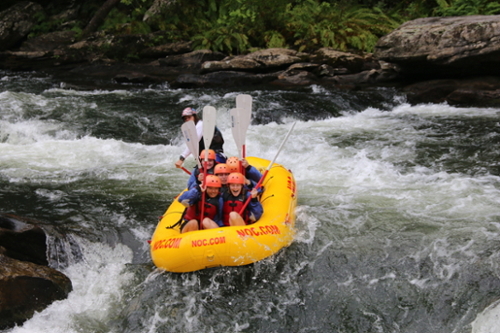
left=150, top=156, right=297, bottom=273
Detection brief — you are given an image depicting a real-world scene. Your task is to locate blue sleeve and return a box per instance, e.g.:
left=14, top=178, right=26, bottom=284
left=245, top=165, right=262, bottom=183
left=246, top=192, right=263, bottom=222
left=245, top=179, right=263, bottom=194
left=177, top=186, right=201, bottom=207
left=187, top=168, right=199, bottom=189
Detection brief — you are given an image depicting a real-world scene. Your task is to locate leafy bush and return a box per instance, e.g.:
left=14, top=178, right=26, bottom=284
left=190, top=0, right=255, bottom=54
left=285, top=0, right=401, bottom=52
left=434, top=0, right=500, bottom=16
left=99, top=4, right=152, bottom=35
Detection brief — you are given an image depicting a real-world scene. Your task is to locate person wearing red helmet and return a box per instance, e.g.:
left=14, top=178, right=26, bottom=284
left=226, top=156, right=263, bottom=191
left=175, top=107, right=226, bottom=169
left=222, top=172, right=263, bottom=226
left=177, top=174, right=224, bottom=233
left=214, top=163, right=230, bottom=194
left=187, top=149, right=218, bottom=189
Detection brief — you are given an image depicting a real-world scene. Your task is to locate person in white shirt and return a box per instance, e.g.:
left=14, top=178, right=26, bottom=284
left=174, top=107, right=225, bottom=169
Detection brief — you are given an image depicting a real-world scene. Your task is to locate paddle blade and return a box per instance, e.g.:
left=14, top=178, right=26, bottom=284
left=236, top=94, right=252, bottom=125
left=181, top=120, right=201, bottom=168
left=236, top=94, right=252, bottom=157
left=202, top=106, right=217, bottom=160
left=230, top=107, right=244, bottom=158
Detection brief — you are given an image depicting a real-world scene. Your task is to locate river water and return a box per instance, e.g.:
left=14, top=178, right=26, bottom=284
left=1, top=70, right=500, bottom=333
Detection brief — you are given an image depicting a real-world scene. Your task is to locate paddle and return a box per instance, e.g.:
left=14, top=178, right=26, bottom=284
left=238, top=122, right=296, bottom=216
left=181, top=120, right=202, bottom=169
left=235, top=94, right=252, bottom=159
left=180, top=167, right=191, bottom=175
left=230, top=107, right=244, bottom=159
left=200, top=106, right=217, bottom=227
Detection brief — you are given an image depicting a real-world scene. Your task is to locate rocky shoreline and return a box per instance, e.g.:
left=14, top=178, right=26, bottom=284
left=2, top=3, right=500, bottom=106
left=0, top=213, right=72, bottom=329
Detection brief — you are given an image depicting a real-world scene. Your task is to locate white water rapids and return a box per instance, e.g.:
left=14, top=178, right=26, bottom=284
left=1, top=74, right=500, bottom=332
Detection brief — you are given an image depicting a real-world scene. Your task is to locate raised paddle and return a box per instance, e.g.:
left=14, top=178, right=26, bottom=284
left=200, top=106, right=217, bottom=227
left=230, top=107, right=245, bottom=159
left=238, top=122, right=296, bottom=216
left=235, top=94, right=252, bottom=159
left=180, top=167, right=191, bottom=175
left=181, top=120, right=202, bottom=169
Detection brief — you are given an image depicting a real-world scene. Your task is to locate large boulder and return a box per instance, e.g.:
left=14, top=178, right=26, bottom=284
left=0, top=213, right=72, bottom=329
left=139, top=40, right=193, bottom=58
left=159, top=49, right=226, bottom=68
left=247, top=48, right=305, bottom=69
left=201, top=48, right=306, bottom=73
left=172, top=70, right=280, bottom=88
left=0, top=2, right=44, bottom=51
left=403, top=76, right=500, bottom=106
left=0, top=254, right=72, bottom=329
left=374, top=15, right=500, bottom=79
left=310, top=47, right=366, bottom=73
left=0, top=214, right=48, bottom=265
left=20, top=30, right=77, bottom=52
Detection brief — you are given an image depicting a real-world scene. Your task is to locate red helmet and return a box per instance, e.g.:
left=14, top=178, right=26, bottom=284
left=205, top=175, right=222, bottom=188
left=227, top=156, right=240, bottom=173
left=181, top=107, right=197, bottom=118
left=200, top=149, right=216, bottom=160
left=214, top=163, right=229, bottom=175
left=227, top=172, right=245, bottom=185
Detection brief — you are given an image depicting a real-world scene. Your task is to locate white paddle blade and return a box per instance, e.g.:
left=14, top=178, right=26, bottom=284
left=181, top=120, right=201, bottom=168
left=236, top=94, right=252, bottom=157
left=230, top=107, right=244, bottom=158
left=202, top=106, right=217, bottom=161
left=236, top=94, right=252, bottom=125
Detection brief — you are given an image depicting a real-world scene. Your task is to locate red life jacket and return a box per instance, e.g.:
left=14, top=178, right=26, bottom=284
left=222, top=191, right=248, bottom=226
left=184, top=196, right=219, bottom=222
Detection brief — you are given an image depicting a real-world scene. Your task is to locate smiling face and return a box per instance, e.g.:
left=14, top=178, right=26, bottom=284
left=205, top=159, right=215, bottom=170
left=206, top=186, right=220, bottom=198
left=217, top=172, right=229, bottom=184
left=229, top=183, right=243, bottom=196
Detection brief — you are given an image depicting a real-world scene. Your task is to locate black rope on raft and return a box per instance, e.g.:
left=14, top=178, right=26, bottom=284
left=260, top=194, right=275, bottom=204
left=165, top=209, right=186, bottom=229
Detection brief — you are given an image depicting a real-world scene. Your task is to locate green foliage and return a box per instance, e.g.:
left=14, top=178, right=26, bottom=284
left=263, top=31, right=288, bottom=49
left=193, top=27, right=250, bottom=54
left=396, top=0, right=434, bottom=19
left=121, top=0, right=149, bottom=5
left=28, top=12, right=62, bottom=38
left=285, top=0, right=401, bottom=53
left=433, top=0, right=500, bottom=16
left=26, top=0, right=500, bottom=61
left=188, top=0, right=257, bottom=54
left=145, top=0, right=402, bottom=54
left=99, top=6, right=151, bottom=35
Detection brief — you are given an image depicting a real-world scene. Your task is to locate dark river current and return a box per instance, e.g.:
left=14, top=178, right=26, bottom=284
left=1, top=70, right=500, bottom=333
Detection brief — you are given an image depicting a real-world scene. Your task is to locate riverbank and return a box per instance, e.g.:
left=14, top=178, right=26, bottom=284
left=1, top=3, right=500, bottom=106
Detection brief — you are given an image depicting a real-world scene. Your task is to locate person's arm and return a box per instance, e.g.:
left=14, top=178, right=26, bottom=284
left=187, top=168, right=200, bottom=189
left=245, top=165, right=262, bottom=183
left=177, top=186, right=201, bottom=207
left=246, top=190, right=263, bottom=222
